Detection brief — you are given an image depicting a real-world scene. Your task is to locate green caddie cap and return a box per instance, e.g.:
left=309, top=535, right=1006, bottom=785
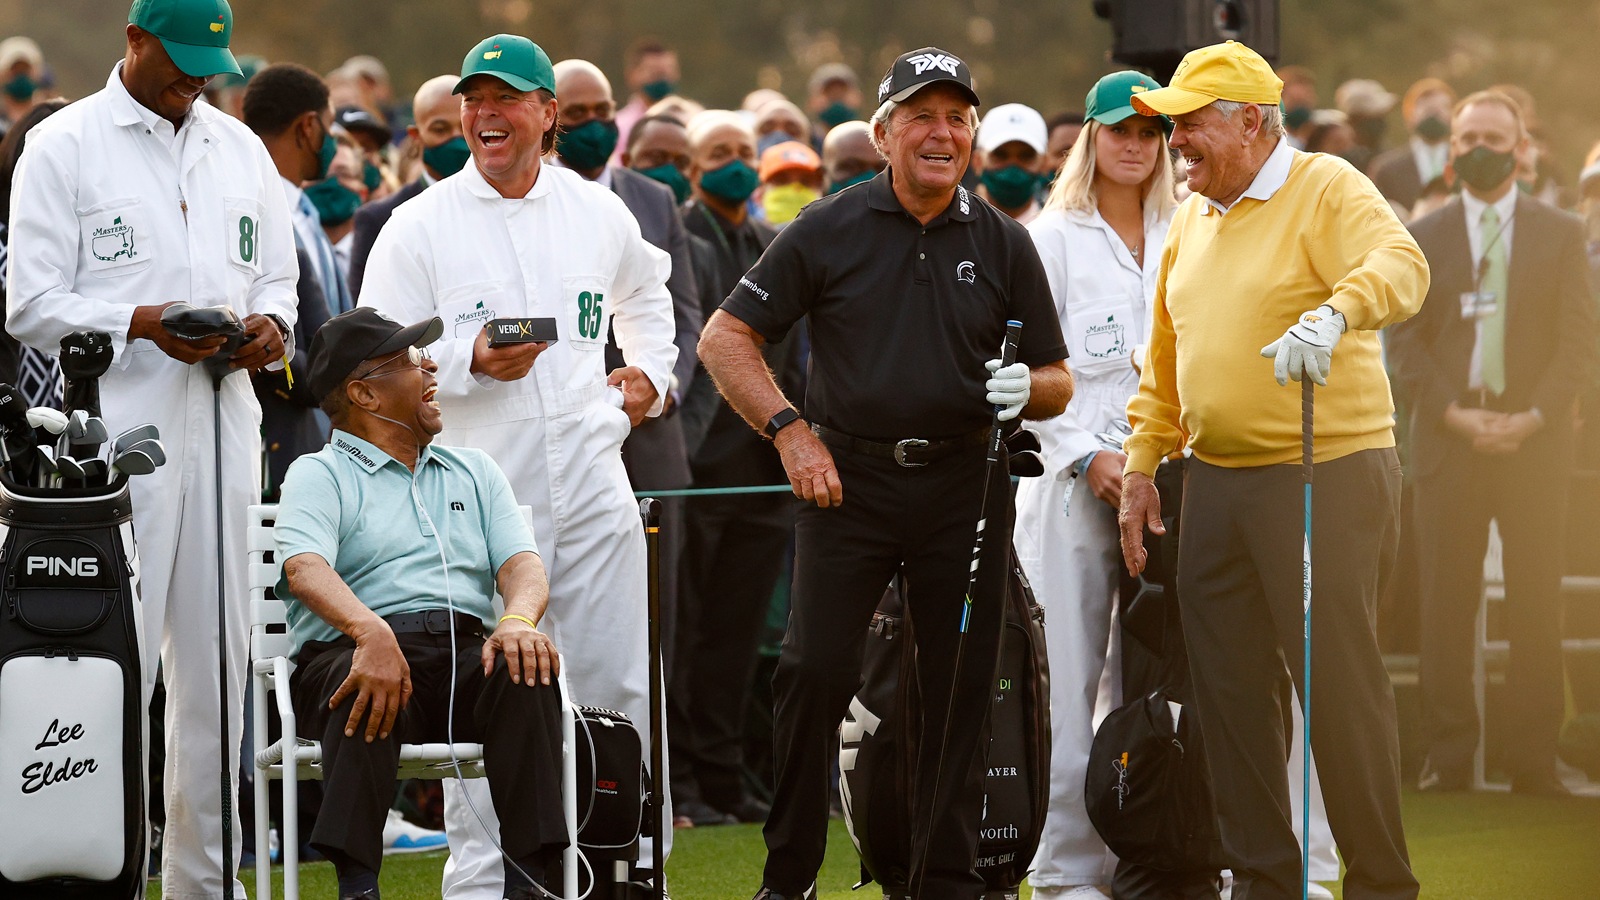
left=454, top=34, right=555, bottom=96
left=128, top=0, right=242, bottom=78
left=1086, top=70, right=1173, bottom=135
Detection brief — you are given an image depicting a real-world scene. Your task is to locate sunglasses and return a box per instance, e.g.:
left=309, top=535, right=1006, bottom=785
left=355, top=345, right=429, bottom=381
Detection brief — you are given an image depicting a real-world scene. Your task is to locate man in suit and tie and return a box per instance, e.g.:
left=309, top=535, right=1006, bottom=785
left=1389, top=90, right=1597, bottom=796
left=1368, top=78, right=1456, bottom=214
left=347, top=74, right=466, bottom=300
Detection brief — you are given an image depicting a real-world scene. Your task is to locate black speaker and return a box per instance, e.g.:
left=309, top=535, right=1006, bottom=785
left=1094, top=0, right=1279, bottom=82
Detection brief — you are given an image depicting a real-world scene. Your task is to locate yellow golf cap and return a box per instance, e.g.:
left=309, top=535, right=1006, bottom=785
left=1129, top=41, right=1282, bottom=117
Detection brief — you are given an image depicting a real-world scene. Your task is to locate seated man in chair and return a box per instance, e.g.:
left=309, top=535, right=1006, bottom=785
left=275, top=308, right=567, bottom=900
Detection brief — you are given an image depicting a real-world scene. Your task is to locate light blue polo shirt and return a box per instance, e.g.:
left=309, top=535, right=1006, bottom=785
left=274, top=430, right=540, bottom=657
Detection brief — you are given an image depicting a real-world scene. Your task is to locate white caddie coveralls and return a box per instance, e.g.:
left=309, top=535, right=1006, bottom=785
left=360, top=160, right=676, bottom=898
left=6, top=65, right=297, bottom=900
left=1014, top=206, right=1337, bottom=889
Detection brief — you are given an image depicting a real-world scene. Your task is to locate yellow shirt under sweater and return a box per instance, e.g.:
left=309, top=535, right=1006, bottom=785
left=1124, top=147, right=1429, bottom=476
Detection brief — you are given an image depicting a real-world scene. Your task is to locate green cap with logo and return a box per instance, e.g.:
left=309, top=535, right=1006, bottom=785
left=128, top=0, right=242, bottom=78
left=1086, top=70, right=1173, bottom=135
left=454, top=34, right=556, bottom=96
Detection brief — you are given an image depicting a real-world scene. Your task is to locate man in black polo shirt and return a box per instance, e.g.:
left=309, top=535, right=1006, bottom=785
left=699, top=47, right=1072, bottom=900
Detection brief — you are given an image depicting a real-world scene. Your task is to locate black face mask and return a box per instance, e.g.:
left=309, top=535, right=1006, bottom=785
left=1453, top=145, right=1518, bottom=193
left=1415, top=115, right=1450, bottom=142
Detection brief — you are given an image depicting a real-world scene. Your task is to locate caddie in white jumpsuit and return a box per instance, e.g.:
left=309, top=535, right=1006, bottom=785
left=359, top=34, right=676, bottom=899
left=5, top=3, right=296, bottom=898
left=1015, top=72, right=1336, bottom=899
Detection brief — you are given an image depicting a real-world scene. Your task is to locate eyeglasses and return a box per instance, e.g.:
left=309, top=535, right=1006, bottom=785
left=355, top=345, right=429, bottom=381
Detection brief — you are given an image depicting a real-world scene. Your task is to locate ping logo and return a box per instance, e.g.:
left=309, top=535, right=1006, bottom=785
left=906, top=52, right=962, bottom=76
left=956, top=260, right=976, bottom=284
left=26, top=556, right=99, bottom=578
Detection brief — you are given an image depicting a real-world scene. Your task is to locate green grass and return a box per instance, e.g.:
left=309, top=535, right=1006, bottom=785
left=150, top=792, right=1600, bottom=900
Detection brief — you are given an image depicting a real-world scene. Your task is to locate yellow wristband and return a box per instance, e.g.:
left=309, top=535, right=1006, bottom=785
left=499, top=614, right=538, bottom=630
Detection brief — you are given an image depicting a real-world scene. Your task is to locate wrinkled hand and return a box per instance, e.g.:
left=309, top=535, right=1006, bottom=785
left=1472, top=410, right=1542, bottom=455
left=1118, top=470, right=1165, bottom=577
left=1087, top=450, right=1127, bottom=509
left=775, top=420, right=843, bottom=508
left=470, top=325, right=547, bottom=382
left=985, top=359, right=1031, bottom=421
left=228, top=313, right=287, bottom=372
left=1261, top=306, right=1345, bottom=386
left=606, top=366, right=661, bottom=427
left=130, top=302, right=226, bottom=364
left=483, top=616, right=560, bottom=686
left=328, top=623, right=412, bottom=743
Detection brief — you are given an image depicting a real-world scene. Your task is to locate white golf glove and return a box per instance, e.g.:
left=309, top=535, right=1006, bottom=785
left=985, top=359, right=1031, bottom=421
left=1260, top=305, right=1346, bottom=386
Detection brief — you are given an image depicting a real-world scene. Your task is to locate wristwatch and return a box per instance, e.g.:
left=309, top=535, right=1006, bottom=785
left=763, top=408, right=801, bottom=440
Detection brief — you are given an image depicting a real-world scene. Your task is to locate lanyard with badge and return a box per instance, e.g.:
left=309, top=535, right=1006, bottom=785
left=1459, top=212, right=1513, bottom=321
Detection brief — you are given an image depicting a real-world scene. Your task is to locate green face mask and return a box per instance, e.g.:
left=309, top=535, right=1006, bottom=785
left=557, top=118, right=620, bottom=172
left=3, top=73, right=35, bottom=102
left=642, top=79, right=676, bottom=103
left=315, top=131, right=337, bottom=181
left=827, top=169, right=876, bottom=195
left=699, top=159, right=760, bottom=204
left=1284, top=105, right=1313, bottom=131
left=980, top=165, right=1042, bottom=210
left=1415, top=115, right=1450, bottom=142
left=637, top=163, right=692, bottom=204
left=818, top=101, right=858, bottom=129
left=422, top=136, right=471, bottom=178
left=363, top=161, right=382, bottom=192
left=303, top=177, right=362, bottom=226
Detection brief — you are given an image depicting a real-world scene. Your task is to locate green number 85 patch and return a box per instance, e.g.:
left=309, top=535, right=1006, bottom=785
left=577, top=290, right=605, bottom=340
left=237, top=216, right=256, bottom=263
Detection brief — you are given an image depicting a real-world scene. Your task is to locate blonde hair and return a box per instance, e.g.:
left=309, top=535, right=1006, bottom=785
left=1043, top=119, right=1176, bottom=218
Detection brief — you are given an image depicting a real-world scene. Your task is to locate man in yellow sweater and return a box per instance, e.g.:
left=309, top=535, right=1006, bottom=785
left=1116, top=43, right=1427, bottom=900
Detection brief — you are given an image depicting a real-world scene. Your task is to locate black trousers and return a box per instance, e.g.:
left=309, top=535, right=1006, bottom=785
left=1415, top=446, right=1569, bottom=781
left=669, top=492, right=794, bottom=811
left=764, top=444, right=1000, bottom=900
left=1178, top=450, right=1417, bottom=900
left=291, top=629, right=567, bottom=874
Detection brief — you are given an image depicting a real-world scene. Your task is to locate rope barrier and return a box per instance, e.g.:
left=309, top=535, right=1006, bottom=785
left=633, top=484, right=794, bottom=498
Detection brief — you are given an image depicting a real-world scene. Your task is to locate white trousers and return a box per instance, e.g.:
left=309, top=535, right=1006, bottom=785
left=438, top=400, right=670, bottom=900
left=1015, top=461, right=1338, bottom=888
left=121, top=371, right=259, bottom=900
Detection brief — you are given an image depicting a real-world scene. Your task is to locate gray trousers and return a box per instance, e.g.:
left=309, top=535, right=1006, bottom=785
left=1177, top=449, right=1417, bottom=900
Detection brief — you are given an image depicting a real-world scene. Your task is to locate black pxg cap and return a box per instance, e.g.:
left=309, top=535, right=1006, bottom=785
left=876, top=47, right=981, bottom=107
left=309, top=308, right=443, bottom=402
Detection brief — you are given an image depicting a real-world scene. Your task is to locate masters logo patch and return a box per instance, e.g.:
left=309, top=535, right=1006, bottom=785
left=90, top=217, right=136, bottom=263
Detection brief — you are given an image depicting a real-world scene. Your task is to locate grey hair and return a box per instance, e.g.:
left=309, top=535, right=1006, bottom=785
left=868, top=97, right=978, bottom=157
left=1212, top=100, right=1285, bottom=138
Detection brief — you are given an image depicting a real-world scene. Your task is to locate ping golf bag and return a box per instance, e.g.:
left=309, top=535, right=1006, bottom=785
left=0, top=478, right=148, bottom=898
left=839, top=552, right=1051, bottom=900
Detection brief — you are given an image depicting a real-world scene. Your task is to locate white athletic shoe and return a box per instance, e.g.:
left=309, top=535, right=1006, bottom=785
left=381, top=808, right=448, bottom=855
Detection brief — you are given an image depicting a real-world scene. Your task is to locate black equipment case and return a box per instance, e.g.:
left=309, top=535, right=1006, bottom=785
left=0, top=478, right=148, bottom=899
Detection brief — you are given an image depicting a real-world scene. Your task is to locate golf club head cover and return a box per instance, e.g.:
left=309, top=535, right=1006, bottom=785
left=160, top=303, right=247, bottom=383
left=59, top=331, right=115, bottom=416
left=0, top=384, right=35, bottom=485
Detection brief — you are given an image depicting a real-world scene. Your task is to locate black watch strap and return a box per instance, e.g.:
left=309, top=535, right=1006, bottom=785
left=763, top=408, right=801, bottom=440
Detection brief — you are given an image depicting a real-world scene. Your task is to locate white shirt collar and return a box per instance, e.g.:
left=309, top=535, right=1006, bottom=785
left=1461, top=184, right=1518, bottom=231
left=1410, top=135, right=1449, bottom=183
left=281, top=176, right=307, bottom=209
left=1202, top=136, right=1293, bottom=216
left=549, top=153, right=613, bottom=189
left=106, top=61, right=212, bottom=137
left=460, top=158, right=556, bottom=201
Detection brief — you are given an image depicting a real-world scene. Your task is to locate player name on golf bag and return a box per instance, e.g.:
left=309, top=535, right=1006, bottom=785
left=0, top=480, right=147, bottom=899
left=839, top=553, right=1051, bottom=900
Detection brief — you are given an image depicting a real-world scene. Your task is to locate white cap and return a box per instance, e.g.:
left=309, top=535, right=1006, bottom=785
left=976, top=103, right=1047, bottom=155
left=0, top=37, right=43, bottom=74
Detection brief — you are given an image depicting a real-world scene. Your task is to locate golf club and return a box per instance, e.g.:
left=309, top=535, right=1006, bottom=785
left=35, top=445, right=58, bottom=489
left=111, top=424, right=161, bottom=457
left=55, top=454, right=86, bottom=481
left=0, top=383, right=36, bottom=486
left=79, top=458, right=109, bottom=485
left=1300, top=378, right=1314, bottom=900
left=121, top=438, right=167, bottom=468
left=110, top=448, right=159, bottom=477
left=59, top=330, right=113, bottom=419
left=160, top=302, right=248, bottom=900
left=71, top=415, right=108, bottom=452
left=909, top=319, right=1023, bottom=900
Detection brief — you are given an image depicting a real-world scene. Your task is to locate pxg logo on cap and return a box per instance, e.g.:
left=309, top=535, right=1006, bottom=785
left=878, top=46, right=980, bottom=107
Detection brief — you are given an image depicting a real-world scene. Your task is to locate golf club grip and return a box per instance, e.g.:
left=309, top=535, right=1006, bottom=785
left=639, top=498, right=665, bottom=900
left=1302, top=377, right=1313, bottom=483
left=1001, top=319, right=1022, bottom=369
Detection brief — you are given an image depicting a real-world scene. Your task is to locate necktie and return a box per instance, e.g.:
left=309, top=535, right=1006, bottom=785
left=300, top=195, right=352, bottom=314
left=1479, top=205, right=1508, bottom=396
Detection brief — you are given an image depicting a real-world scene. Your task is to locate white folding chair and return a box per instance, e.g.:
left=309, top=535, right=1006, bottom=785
left=247, top=504, right=580, bottom=900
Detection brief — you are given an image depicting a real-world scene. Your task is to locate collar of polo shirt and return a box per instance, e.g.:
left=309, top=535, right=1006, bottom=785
left=331, top=429, right=453, bottom=475
left=866, top=167, right=977, bottom=224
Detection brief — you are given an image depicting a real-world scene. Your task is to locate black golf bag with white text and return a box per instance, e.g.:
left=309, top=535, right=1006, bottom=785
left=839, top=551, right=1051, bottom=900
left=0, top=479, right=148, bottom=899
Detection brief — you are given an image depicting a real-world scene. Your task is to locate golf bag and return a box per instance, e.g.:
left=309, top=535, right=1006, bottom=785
left=0, top=478, right=148, bottom=899
left=839, top=551, right=1051, bottom=900
left=553, top=703, right=653, bottom=898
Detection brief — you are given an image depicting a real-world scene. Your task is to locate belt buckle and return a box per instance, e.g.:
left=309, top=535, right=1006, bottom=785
left=423, top=609, right=453, bottom=634
left=893, top=438, right=929, bottom=468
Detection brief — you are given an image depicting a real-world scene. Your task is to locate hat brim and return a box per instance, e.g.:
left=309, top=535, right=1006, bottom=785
left=372, top=317, right=444, bottom=358
left=1090, top=105, right=1175, bottom=136
left=888, top=78, right=981, bottom=108
left=453, top=70, right=541, bottom=95
left=159, top=38, right=241, bottom=79
left=1130, top=85, right=1219, bottom=117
